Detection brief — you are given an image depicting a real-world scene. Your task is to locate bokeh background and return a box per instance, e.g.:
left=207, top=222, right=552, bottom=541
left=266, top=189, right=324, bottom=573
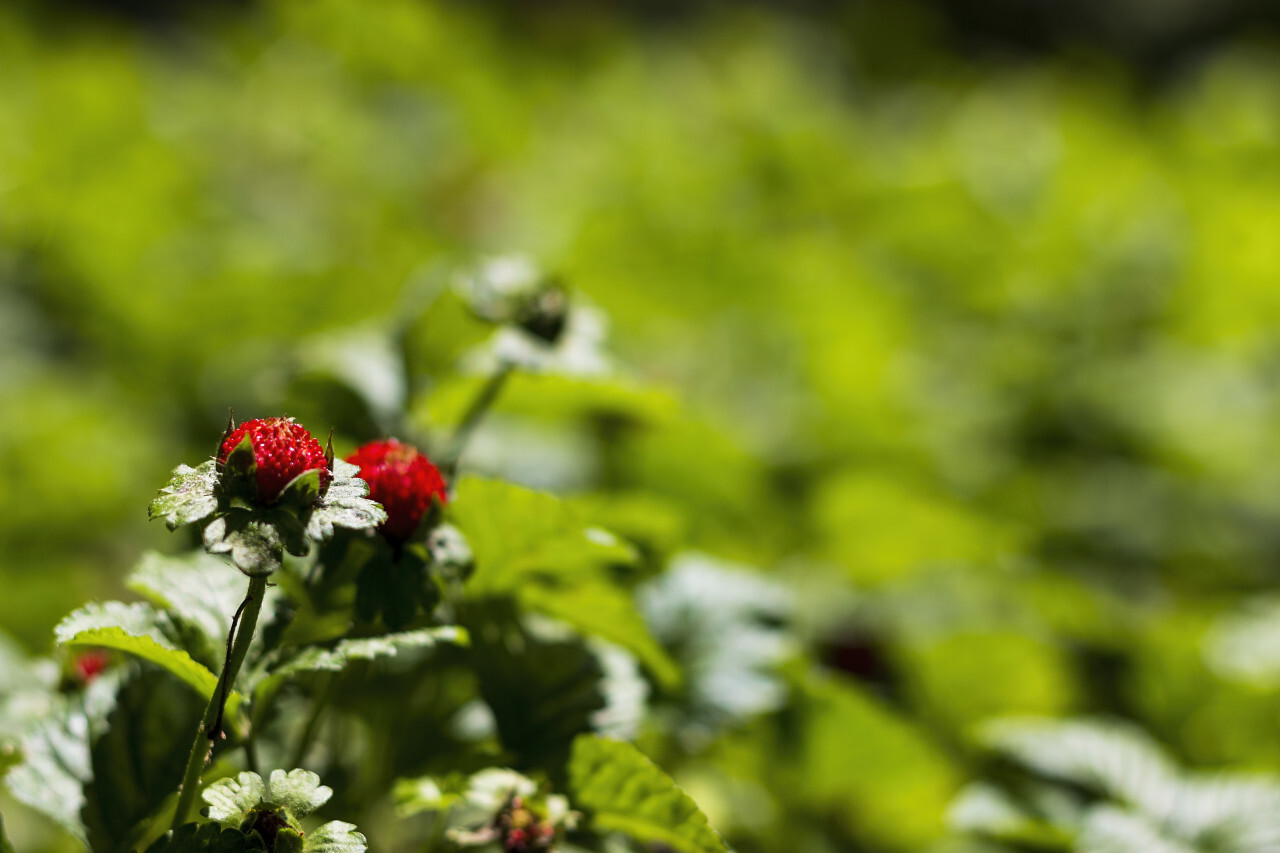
left=6, top=0, right=1280, bottom=850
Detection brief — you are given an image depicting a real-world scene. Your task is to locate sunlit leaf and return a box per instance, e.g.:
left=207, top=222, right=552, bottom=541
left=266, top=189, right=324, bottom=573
left=148, top=461, right=219, bottom=531
left=568, top=734, right=727, bottom=853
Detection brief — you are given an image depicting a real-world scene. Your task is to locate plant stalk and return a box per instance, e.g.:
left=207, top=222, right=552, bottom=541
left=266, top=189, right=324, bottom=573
left=441, top=360, right=515, bottom=479
left=171, top=574, right=268, bottom=830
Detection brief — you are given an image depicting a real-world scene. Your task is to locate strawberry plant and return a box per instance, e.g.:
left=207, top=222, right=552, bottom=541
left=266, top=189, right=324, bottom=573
left=0, top=263, right=738, bottom=853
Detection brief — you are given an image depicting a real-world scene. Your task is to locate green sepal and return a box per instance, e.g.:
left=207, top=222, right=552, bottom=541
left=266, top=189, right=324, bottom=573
left=276, top=468, right=324, bottom=514
left=266, top=507, right=312, bottom=559
left=274, top=828, right=305, bottom=853
left=219, top=433, right=259, bottom=503
left=149, top=461, right=220, bottom=531
left=306, top=821, right=367, bottom=853
left=204, top=513, right=285, bottom=577
left=305, top=458, right=387, bottom=542
left=146, top=822, right=254, bottom=853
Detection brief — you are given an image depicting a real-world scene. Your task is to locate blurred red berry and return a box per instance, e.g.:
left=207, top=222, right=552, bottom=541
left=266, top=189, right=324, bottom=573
left=345, top=439, right=447, bottom=545
left=218, top=417, right=331, bottom=504
left=74, top=650, right=110, bottom=684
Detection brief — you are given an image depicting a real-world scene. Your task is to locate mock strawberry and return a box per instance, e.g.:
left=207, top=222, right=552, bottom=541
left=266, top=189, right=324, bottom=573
left=73, top=650, right=110, bottom=684
left=217, top=417, right=331, bottom=504
left=346, top=439, right=447, bottom=545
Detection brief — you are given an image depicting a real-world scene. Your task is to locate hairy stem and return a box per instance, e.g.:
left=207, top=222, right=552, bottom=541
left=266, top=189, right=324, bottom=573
left=441, top=360, right=515, bottom=479
left=171, top=574, right=268, bottom=830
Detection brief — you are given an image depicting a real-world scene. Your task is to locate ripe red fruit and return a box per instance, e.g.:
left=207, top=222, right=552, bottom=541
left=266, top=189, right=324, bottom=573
left=345, top=439, right=447, bottom=545
left=218, top=417, right=331, bottom=504
left=74, top=650, right=110, bottom=684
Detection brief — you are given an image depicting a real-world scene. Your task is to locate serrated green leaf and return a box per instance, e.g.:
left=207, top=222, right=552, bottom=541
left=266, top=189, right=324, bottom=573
left=82, top=669, right=205, bottom=853
left=274, top=627, right=469, bottom=679
left=204, top=513, right=285, bottom=577
left=522, top=584, right=680, bottom=690
left=60, top=627, right=226, bottom=704
left=449, top=477, right=636, bottom=595
left=305, top=458, right=387, bottom=541
left=149, top=460, right=220, bottom=531
left=255, top=627, right=468, bottom=704
left=127, top=550, right=280, bottom=667
left=203, top=771, right=266, bottom=824
left=568, top=735, right=726, bottom=853
left=304, top=820, right=368, bottom=853
left=3, top=672, right=124, bottom=845
left=55, top=602, right=242, bottom=710
left=267, top=769, right=332, bottom=818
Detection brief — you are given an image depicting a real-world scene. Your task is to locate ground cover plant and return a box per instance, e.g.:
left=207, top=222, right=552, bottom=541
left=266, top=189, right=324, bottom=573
left=2, top=267, right=741, bottom=853
left=7, top=1, right=1280, bottom=852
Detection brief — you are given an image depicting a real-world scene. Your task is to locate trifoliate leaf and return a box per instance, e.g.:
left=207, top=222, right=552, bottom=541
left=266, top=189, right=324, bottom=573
left=305, top=458, right=387, bottom=541
left=204, top=513, right=286, bottom=577
left=149, top=460, right=219, bottom=531
left=202, top=771, right=267, bottom=824
left=568, top=735, right=727, bottom=853
left=55, top=602, right=232, bottom=706
left=305, top=820, right=368, bottom=853
left=267, top=768, right=332, bottom=818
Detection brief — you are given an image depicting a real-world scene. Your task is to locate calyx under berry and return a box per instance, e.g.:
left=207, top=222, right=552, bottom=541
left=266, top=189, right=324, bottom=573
left=346, top=439, right=448, bottom=546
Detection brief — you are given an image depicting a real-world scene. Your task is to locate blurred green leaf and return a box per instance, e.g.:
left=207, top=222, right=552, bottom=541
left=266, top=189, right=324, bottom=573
left=568, top=734, right=727, bottom=853
left=795, top=669, right=959, bottom=849
left=449, top=477, right=637, bottom=595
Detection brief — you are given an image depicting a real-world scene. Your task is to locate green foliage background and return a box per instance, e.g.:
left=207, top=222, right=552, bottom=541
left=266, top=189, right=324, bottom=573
left=5, top=1, right=1280, bottom=851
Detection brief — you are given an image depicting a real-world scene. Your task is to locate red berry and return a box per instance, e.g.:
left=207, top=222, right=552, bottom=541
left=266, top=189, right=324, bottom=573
left=218, top=417, right=331, bottom=504
left=74, top=650, right=110, bottom=684
left=345, top=439, right=447, bottom=545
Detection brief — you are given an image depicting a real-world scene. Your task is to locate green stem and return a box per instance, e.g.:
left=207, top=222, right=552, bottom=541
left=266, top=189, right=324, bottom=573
left=288, top=672, right=335, bottom=768
left=441, top=360, right=515, bottom=479
left=171, top=574, right=268, bottom=831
